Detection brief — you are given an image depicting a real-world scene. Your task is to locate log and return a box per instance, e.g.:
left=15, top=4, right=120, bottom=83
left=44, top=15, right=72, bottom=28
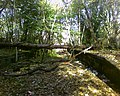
left=0, top=42, right=86, bottom=50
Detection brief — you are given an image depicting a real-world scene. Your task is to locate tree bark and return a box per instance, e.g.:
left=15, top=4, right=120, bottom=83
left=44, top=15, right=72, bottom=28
left=0, top=42, right=86, bottom=50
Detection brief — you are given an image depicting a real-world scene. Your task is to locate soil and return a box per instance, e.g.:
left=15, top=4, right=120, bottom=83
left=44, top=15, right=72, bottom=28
left=0, top=49, right=120, bottom=96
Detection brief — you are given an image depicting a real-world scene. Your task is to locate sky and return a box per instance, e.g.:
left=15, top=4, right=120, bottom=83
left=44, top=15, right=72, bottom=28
left=47, top=0, right=120, bottom=23
left=47, top=0, right=64, bottom=7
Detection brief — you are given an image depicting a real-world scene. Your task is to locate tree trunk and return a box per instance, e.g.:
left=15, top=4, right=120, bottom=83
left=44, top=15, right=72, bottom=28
left=0, top=42, right=86, bottom=50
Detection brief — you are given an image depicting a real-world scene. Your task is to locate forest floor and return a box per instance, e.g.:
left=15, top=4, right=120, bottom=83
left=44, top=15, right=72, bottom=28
left=0, top=49, right=120, bottom=96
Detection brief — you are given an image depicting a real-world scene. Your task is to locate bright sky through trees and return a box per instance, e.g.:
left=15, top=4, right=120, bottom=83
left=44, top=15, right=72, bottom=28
left=48, top=0, right=120, bottom=23
left=47, top=0, right=64, bottom=7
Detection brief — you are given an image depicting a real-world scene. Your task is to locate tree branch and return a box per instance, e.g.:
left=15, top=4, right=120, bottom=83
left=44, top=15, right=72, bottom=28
left=70, top=45, right=93, bottom=62
left=0, top=0, right=8, bottom=14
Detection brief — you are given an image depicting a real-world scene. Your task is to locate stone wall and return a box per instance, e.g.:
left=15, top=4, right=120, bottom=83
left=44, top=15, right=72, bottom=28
left=76, top=53, right=120, bottom=87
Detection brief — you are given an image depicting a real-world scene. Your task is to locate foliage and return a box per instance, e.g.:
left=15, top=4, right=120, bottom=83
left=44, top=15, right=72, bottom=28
left=0, top=0, right=54, bottom=44
left=1, top=0, right=119, bottom=48
left=71, top=0, right=120, bottom=48
left=0, top=1, right=120, bottom=95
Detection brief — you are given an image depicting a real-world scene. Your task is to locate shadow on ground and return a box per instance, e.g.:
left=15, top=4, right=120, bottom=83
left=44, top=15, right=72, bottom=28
left=0, top=60, right=118, bottom=96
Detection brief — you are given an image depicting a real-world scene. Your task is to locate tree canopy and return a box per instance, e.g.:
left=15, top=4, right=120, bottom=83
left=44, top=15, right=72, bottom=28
left=0, top=0, right=120, bottom=48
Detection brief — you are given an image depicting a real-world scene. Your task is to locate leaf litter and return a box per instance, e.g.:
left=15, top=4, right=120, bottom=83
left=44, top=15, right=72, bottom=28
left=0, top=59, right=119, bottom=96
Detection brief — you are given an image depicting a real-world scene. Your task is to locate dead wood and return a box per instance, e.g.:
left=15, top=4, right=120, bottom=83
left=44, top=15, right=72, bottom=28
left=0, top=42, right=86, bottom=50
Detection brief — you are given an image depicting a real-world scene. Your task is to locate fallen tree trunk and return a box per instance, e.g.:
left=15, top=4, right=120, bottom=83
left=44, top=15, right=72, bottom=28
left=0, top=42, right=86, bottom=50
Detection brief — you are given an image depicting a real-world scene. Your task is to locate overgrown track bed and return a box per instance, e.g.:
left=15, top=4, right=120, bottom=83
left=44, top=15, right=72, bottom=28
left=0, top=49, right=120, bottom=95
left=0, top=61, right=119, bottom=96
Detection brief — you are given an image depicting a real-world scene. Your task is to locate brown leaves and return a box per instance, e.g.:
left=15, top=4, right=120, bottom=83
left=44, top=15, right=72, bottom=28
left=0, top=60, right=119, bottom=96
